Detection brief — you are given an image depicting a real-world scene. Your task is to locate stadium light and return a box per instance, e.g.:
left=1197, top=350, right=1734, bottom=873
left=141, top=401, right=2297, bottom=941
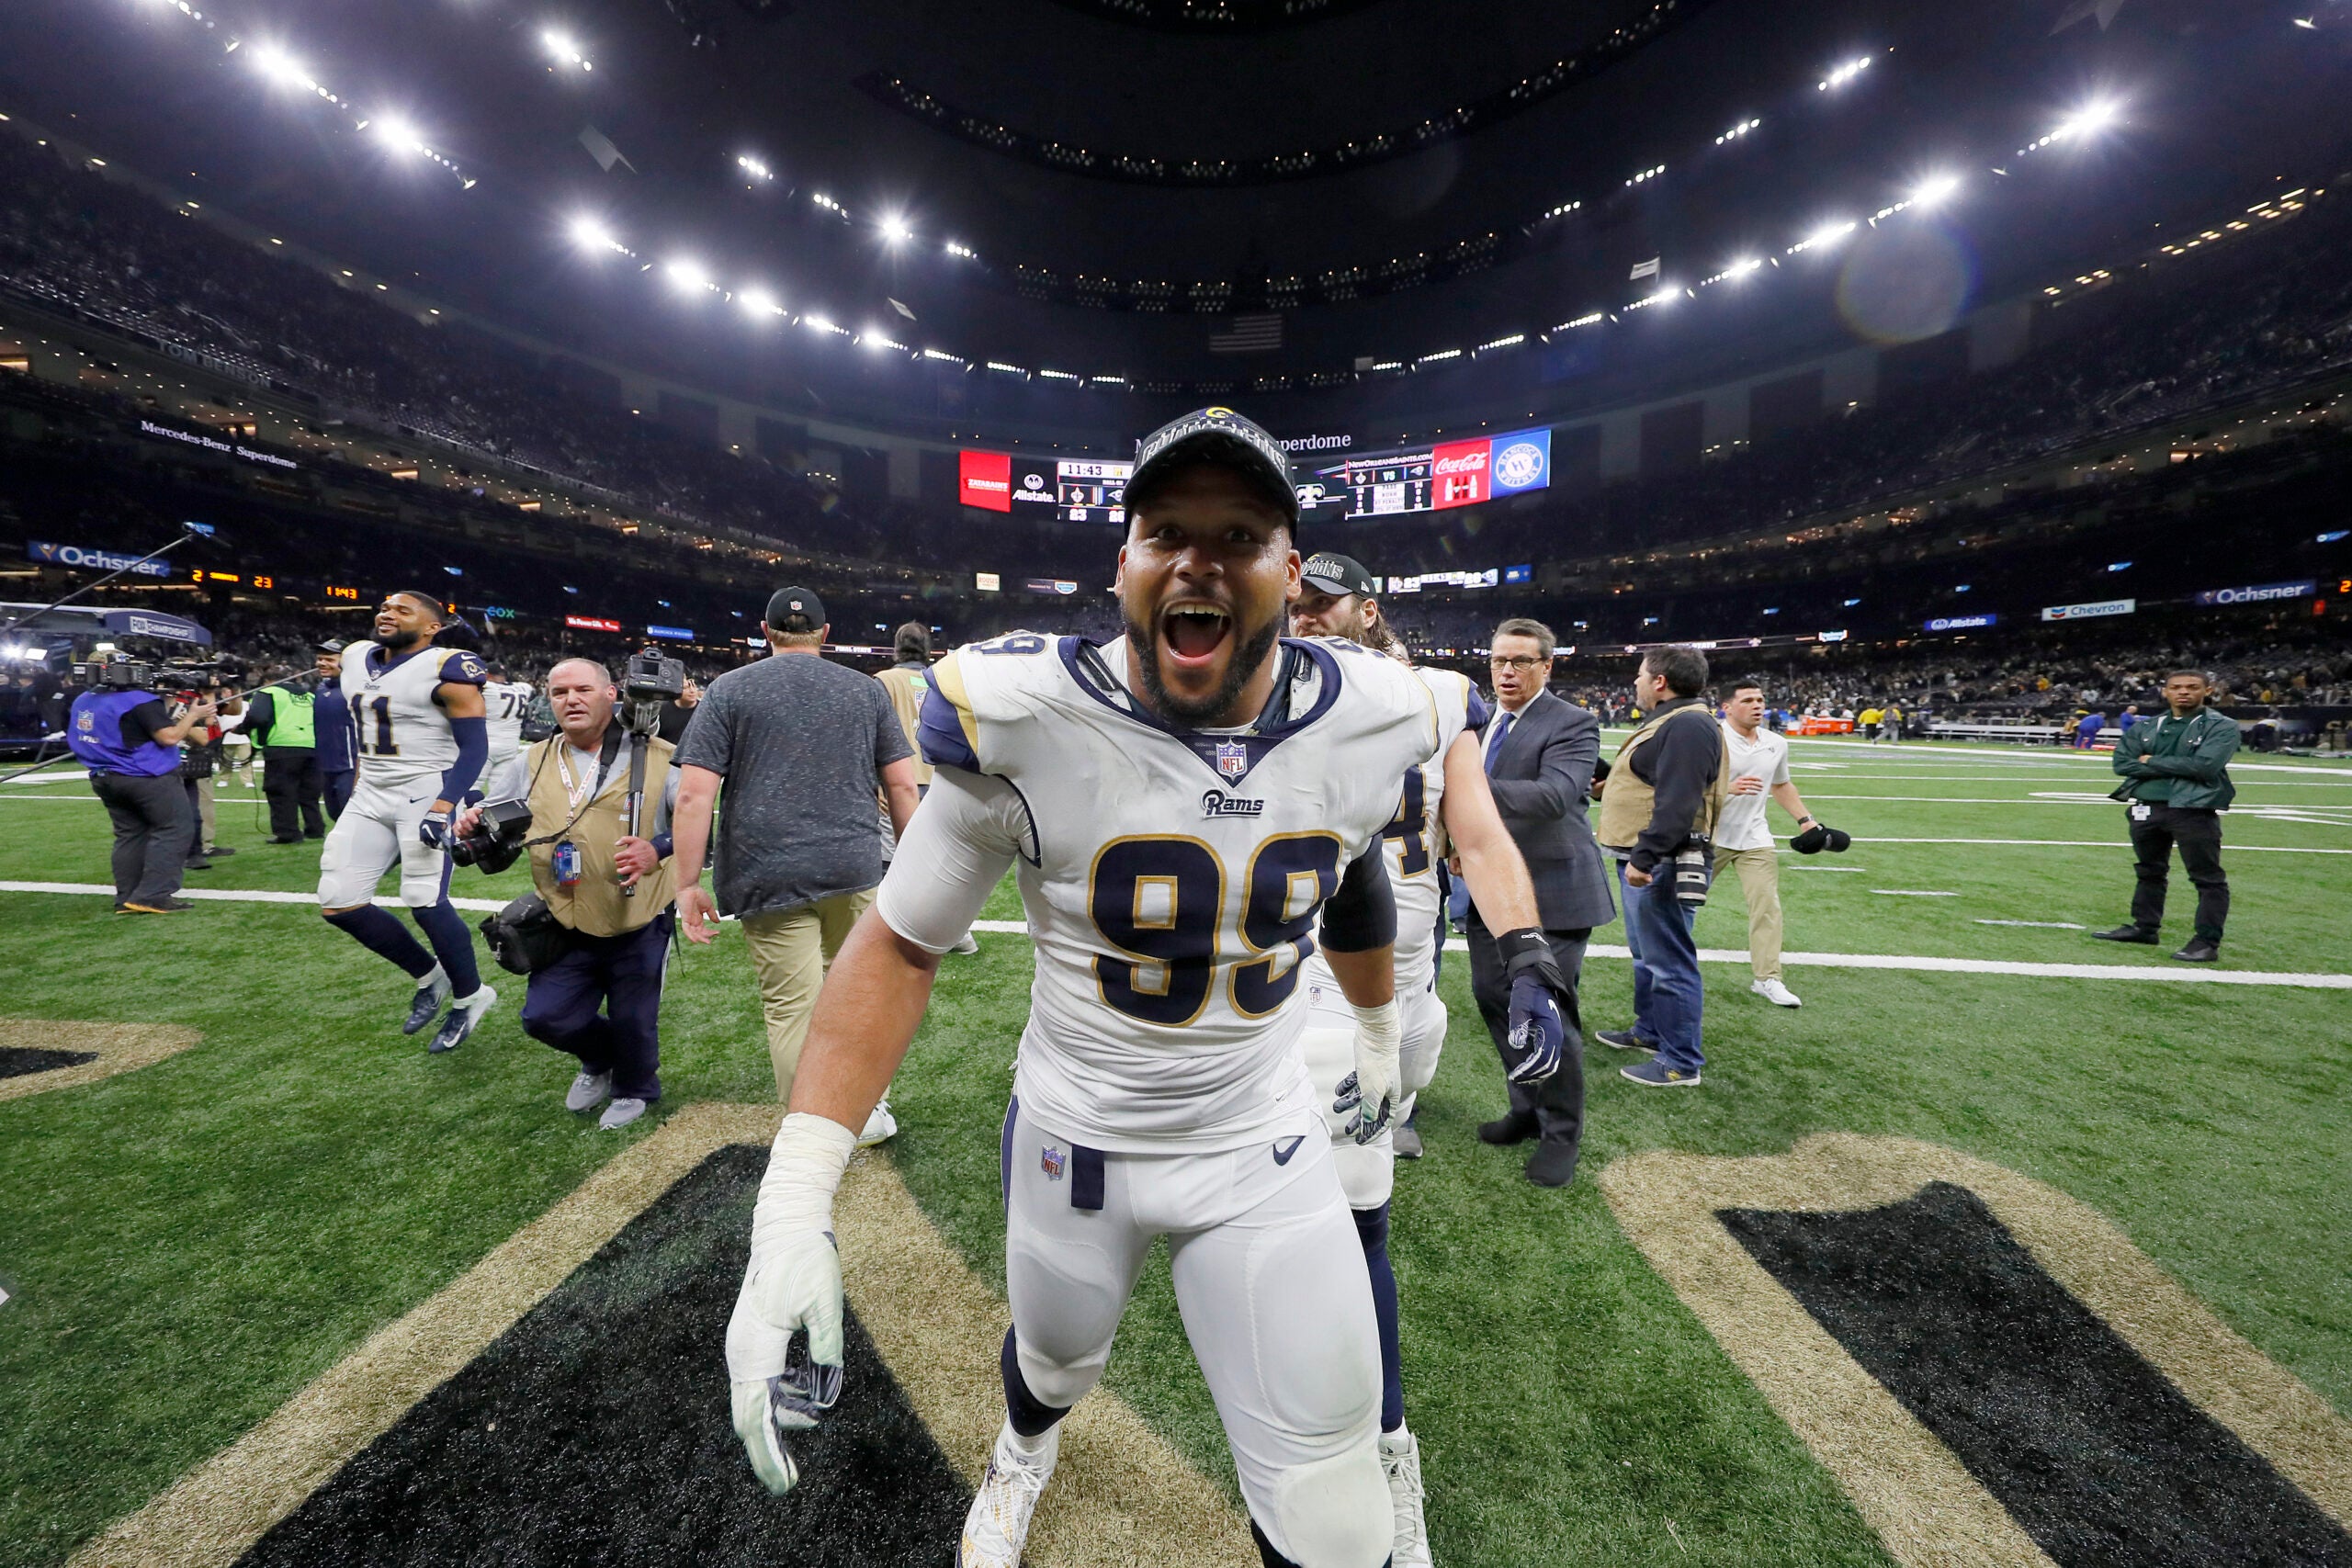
left=944, top=240, right=976, bottom=259
left=372, top=115, right=424, bottom=156
left=1910, top=173, right=1962, bottom=209
left=2058, top=98, right=2120, bottom=139
left=567, top=214, right=621, bottom=254
left=249, top=41, right=311, bottom=90
left=737, top=154, right=774, bottom=182
left=1817, top=55, right=1873, bottom=91
left=1788, top=219, right=1857, bottom=255
left=542, top=28, right=592, bottom=70
left=879, top=214, right=912, bottom=246
left=663, top=257, right=709, bottom=297
left=739, top=286, right=782, bottom=319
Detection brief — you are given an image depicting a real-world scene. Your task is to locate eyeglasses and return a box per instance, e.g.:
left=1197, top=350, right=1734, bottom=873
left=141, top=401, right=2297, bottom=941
left=1489, top=655, right=1545, bottom=671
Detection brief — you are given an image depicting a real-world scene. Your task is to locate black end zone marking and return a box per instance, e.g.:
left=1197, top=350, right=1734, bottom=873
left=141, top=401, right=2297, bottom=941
left=235, top=1145, right=970, bottom=1567
left=0, top=1046, right=100, bottom=1079
left=1722, top=1181, right=2352, bottom=1568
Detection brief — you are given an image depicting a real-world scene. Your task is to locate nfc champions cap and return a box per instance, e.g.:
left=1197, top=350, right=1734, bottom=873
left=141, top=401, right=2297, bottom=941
left=1300, top=552, right=1378, bottom=599
left=764, top=585, right=827, bottom=631
left=1125, top=406, right=1298, bottom=525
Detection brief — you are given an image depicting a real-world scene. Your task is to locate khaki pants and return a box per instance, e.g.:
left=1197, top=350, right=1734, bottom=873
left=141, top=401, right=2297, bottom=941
left=740, top=888, right=876, bottom=1103
left=1713, top=844, right=1783, bottom=980
left=194, top=775, right=218, bottom=851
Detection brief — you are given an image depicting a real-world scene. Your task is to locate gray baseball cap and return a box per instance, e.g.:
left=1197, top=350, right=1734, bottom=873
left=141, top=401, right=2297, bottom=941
left=1125, top=406, right=1297, bottom=524
left=1300, top=552, right=1378, bottom=598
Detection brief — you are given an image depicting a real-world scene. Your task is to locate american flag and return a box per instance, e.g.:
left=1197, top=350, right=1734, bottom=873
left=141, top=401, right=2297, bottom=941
left=1208, top=313, right=1283, bottom=354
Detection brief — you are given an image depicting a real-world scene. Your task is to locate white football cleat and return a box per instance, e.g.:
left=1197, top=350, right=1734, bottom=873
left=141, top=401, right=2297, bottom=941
left=427, top=984, right=497, bottom=1054
left=951, top=932, right=980, bottom=955
left=599, top=1097, right=648, bottom=1131
left=857, top=1098, right=899, bottom=1147
left=1381, top=1427, right=1435, bottom=1568
left=960, top=1421, right=1058, bottom=1568
left=565, top=1071, right=613, bottom=1112
left=1752, top=978, right=1802, bottom=1008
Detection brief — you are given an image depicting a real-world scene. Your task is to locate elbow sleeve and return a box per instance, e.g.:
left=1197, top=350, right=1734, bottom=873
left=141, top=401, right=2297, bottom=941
left=1320, top=842, right=1397, bottom=953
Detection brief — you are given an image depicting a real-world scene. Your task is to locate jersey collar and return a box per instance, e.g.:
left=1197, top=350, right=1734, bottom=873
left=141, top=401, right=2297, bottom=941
left=1057, top=634, right=1343, bottom=787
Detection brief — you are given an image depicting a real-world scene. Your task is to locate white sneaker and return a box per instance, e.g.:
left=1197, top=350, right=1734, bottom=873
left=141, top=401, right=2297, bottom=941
left=1381, top=1427, right=1434, bottom=1568
left=1752, top=977, right=1802, bottom=1008
left=951, top=932, right=980, bottom=955
left=565, top=1071, right=613, bottom=1112
left=598, top=1097, right=648, bottom=1131
left=857, top=1098, right=899, bottom=1147
left=959, top=1421, right=1058, bottom=1568
left=426, top=984, right=496, bottom=1054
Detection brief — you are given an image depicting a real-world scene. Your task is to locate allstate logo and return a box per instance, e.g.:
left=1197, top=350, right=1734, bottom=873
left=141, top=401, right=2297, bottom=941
left=1494, top=441, right=1545, bottom=489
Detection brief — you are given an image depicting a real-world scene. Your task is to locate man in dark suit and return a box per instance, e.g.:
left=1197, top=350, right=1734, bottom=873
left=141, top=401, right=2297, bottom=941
left=1464, top=616, right=1616, bottom=1187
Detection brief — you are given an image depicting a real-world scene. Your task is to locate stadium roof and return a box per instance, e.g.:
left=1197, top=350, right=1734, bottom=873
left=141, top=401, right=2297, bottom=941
left=3, top=0, right=2346, bottom=418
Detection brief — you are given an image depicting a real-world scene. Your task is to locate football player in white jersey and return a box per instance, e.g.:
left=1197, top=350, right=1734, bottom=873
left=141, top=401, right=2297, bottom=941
left=1289, top=553, right=1551, bottom=1568
left=722, top=409, right=1576, bottom=1568
left=317, top=592, right=498, bottom=1055
left=478, top=663, right=535, bottom=791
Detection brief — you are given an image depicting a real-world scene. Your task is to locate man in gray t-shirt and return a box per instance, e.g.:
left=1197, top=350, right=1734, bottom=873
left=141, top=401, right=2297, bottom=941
left=672, top=587, right=921, bottom=1111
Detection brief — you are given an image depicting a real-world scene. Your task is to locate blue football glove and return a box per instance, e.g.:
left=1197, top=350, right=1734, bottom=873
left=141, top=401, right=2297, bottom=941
left=418, top=807, right=454, bottom=851
left=1497, top=928, right=1571, bottom=1084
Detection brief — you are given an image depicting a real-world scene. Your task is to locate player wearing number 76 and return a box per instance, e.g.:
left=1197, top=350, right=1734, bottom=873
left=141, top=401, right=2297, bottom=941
left=316, top=592, right=498, bottom=1056
left=725, top=408, right=1573, bottom=1568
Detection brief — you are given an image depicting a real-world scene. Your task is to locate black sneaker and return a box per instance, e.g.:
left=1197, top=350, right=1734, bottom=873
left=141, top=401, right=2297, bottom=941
left=402, top=973, right=453, bottom=1035
left=184, top=859, right=213, bottom=872
left=1525, top=1143, right=1579, bottom=1188
left=2090, top=926, right=2160, bottom=944
left=1596, top=1028, right=1656, bottom=1052
left=2170, top=938, right=2221, bottom=964
left=1477, top=1112, right=1537, bottom=1145
left=120, top=897, right=196, bottom=913
left=207, top=845, right=237, bottom=857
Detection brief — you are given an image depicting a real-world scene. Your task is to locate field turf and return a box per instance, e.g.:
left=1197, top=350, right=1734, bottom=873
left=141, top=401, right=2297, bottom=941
left=1, top=735, right=2346, bottom=1566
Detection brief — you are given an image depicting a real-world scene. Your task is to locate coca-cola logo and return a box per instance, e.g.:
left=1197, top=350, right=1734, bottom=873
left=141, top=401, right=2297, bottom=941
left=1431, top=451, right=1487, bottom=474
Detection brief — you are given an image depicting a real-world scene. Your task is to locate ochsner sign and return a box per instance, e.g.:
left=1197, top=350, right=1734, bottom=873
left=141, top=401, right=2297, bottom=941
left=2041, top=598, right=2136, bottom=622
left=2194, top=580, right=2316, bottom=606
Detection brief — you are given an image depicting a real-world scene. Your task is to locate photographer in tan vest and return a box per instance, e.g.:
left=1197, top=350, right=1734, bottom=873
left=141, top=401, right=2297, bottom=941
left=1592, top=645, right=1730, bottom=1088
left=458, top=658, right=679, bottom=1130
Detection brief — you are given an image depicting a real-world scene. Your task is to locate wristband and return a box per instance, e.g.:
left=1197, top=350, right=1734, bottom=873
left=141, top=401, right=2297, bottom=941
left=750, top=1112, right=858, bottom=1252
left=1348, top=997, right=1402, bottom=1051
left=1496, top=927, right=1553, bottom=966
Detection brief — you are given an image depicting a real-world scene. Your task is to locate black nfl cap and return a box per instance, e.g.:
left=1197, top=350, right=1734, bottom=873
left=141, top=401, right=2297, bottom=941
left=315, top=637, right=347, bottom=654
left=764, top=585, right=827, bottom=631
left=1126, top=406, right=1297, bottom=524
left=1300, top=552, right=1378, bottom=598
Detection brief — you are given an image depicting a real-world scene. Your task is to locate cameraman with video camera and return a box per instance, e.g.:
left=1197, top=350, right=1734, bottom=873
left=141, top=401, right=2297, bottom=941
left=66, top=659, right=218, bottom=913
left=456, top=654, right=682, bottom=1131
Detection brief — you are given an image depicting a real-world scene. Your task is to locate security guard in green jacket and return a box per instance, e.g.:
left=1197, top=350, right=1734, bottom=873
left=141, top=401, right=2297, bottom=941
left=2094, top=670, right=2239, bottom=963
left=245, top=669, right=325, bottom=843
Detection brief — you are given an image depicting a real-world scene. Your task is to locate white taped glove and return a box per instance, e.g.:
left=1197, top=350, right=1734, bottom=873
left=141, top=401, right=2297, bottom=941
left=1331, top=997, right=1403, bottom=1145
left=727, top=1111, right=856, bottom=1495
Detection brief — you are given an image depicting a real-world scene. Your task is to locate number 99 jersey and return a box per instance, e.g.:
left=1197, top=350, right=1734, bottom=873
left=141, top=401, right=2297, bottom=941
left=918, top=632, right=1441, bottom=1152
left=339, top=640, right=489, bottom=792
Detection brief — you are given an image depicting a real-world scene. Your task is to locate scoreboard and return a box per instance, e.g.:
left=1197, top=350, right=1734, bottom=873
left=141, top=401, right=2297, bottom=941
left=960, top=449, right=1130, bottom=524
left=959, top=425, right=1550, bottom=525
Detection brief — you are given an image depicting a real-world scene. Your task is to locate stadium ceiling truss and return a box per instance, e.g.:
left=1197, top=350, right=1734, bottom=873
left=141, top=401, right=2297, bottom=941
left=1031, top=0, right=1391, bottom=34
left=853, top=0, right=1713, bottom=187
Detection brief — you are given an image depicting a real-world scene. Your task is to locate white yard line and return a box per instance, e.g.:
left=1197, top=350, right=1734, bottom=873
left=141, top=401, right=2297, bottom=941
left=1977, top=919, right=2088, bottom=930
left=1871, top=889, right=1960, bottom=897
left=954, top=921, right=2352, bottom=988
left=1781, top=738, right=2352, bottom=776
left=0, top=880, right=507, bottom=913
left=1808, top=836, right=2351, bottom=854
left=3, top=880, right=2339, bottom=989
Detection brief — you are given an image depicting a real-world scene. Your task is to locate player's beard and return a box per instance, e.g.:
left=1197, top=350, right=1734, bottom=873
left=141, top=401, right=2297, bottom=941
left=379, top=626, right=424, bottom=652
left=1125, top=604, right=1283, bottom=728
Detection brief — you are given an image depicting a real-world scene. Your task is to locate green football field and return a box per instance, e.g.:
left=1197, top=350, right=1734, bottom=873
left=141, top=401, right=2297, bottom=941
left=2, top=734, right=2346, bottom=1566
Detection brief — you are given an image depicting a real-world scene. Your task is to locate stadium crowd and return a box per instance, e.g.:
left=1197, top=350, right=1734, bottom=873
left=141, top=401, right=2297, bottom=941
left=7, top=127, right=2352, bottom=593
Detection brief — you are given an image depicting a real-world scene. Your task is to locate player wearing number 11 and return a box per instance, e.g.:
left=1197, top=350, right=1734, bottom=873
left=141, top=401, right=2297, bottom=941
left=316, top=592, right=498, bottom=1055
left=725, top=407, right=1574, bottom=1568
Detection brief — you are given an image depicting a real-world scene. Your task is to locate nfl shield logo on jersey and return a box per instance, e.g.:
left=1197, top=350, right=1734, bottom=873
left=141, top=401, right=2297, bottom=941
left=1216, top=741, right=1248, bottom=781
left=1040, top=1145, right=1067, bottom=1181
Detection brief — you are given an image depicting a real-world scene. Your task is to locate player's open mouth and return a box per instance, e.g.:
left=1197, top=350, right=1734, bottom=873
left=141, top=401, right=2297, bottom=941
left=1159, top=604, right=1232, bottom=670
